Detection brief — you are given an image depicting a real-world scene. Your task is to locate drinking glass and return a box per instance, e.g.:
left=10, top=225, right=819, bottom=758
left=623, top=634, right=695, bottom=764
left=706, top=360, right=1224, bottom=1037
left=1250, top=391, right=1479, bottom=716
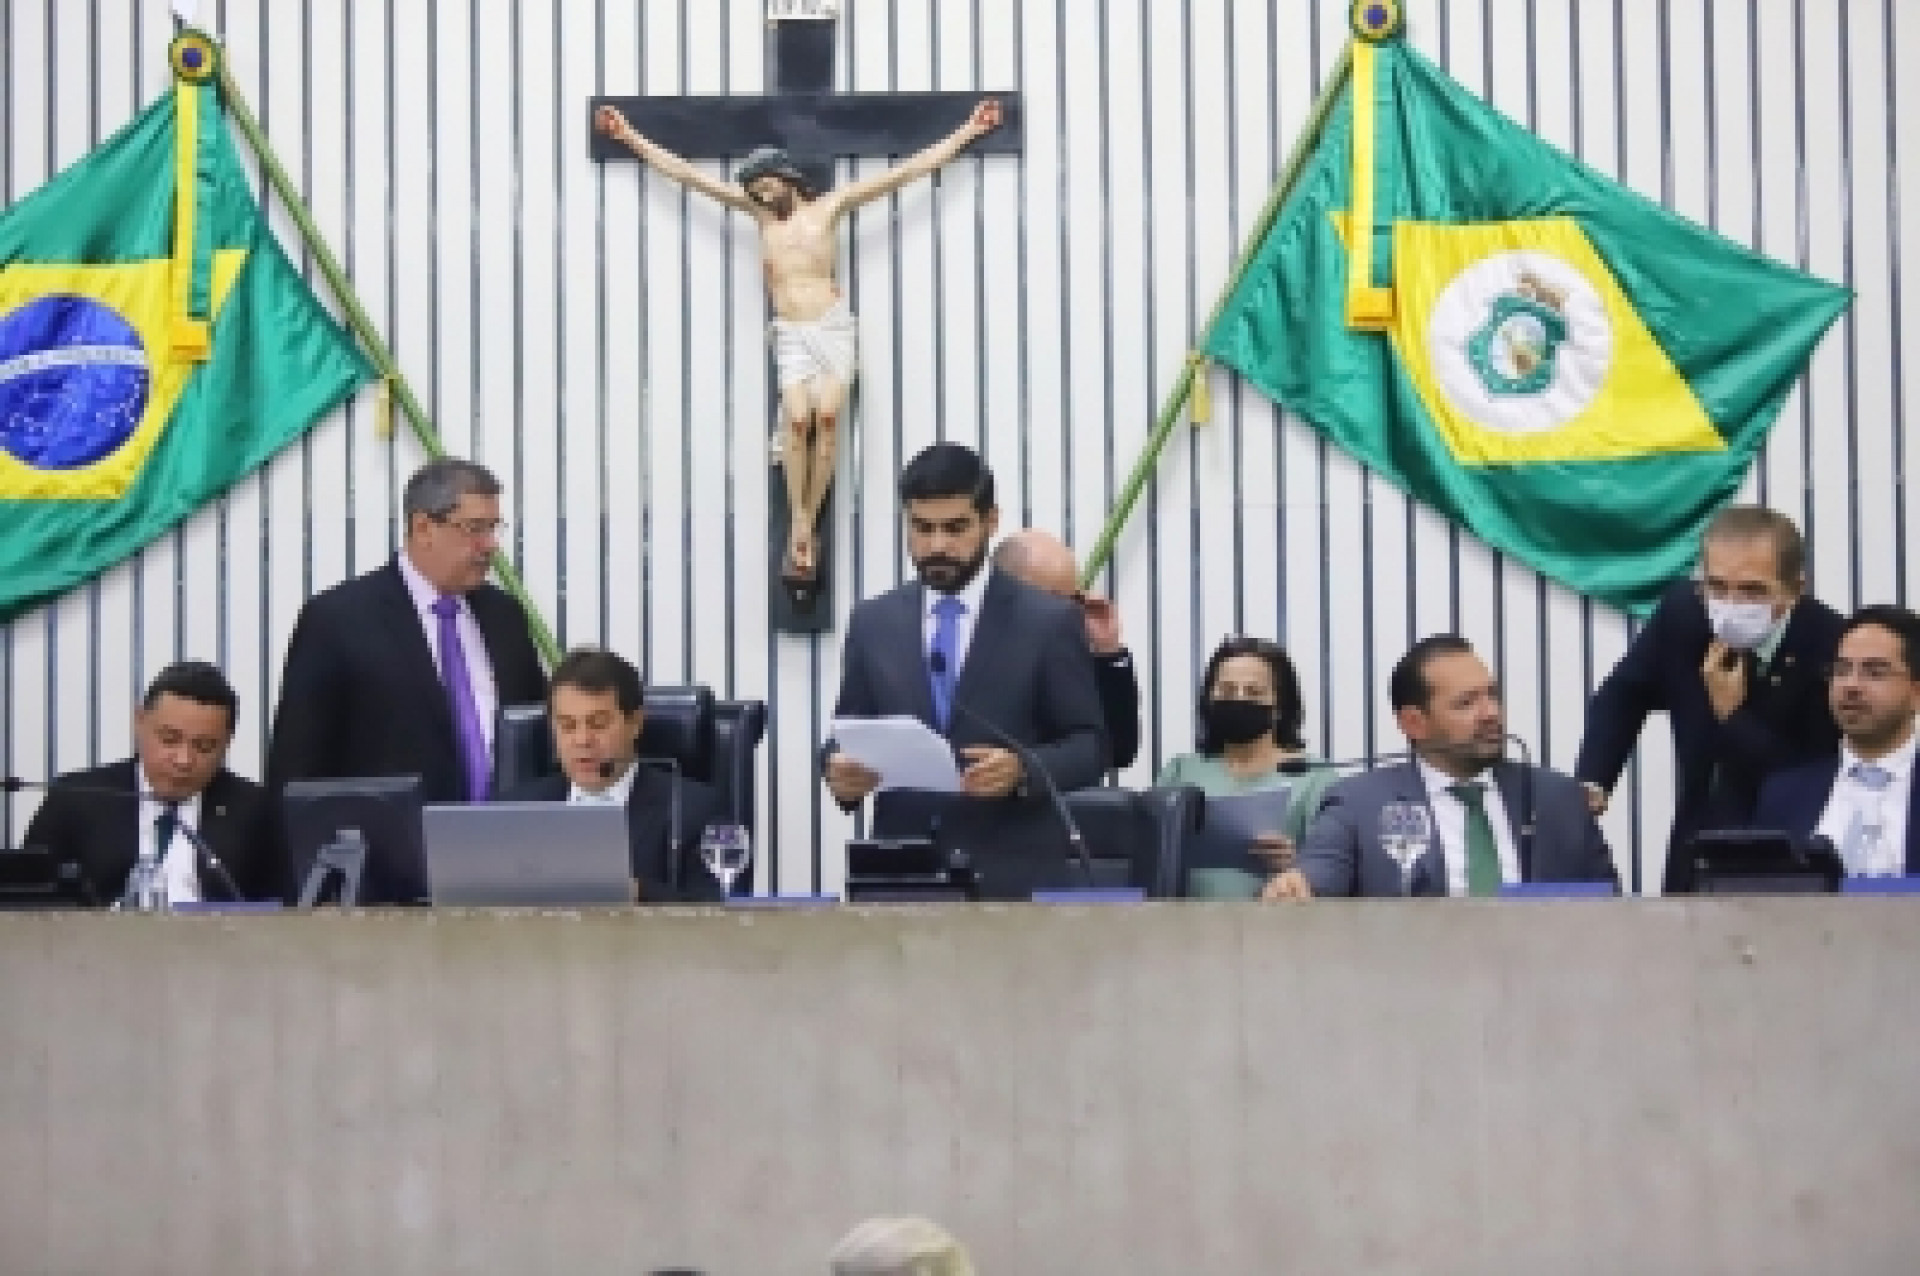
left=1378, top=803, right=1432, bottom=895
left=700, top=823, right=752, bottom=898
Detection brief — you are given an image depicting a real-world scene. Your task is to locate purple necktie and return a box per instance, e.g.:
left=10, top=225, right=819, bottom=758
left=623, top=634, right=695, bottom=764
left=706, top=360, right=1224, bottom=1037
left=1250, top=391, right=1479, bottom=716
left=430, top=596, right=490, bottom=801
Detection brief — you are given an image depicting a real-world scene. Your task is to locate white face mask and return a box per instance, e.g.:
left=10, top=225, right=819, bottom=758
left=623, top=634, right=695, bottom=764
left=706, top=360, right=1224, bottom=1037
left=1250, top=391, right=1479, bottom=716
left=1707, top=598, right=1778, bottom=651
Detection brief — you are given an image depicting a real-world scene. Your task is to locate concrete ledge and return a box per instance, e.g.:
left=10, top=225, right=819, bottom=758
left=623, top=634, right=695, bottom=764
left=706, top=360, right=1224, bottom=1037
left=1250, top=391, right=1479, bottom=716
left=1, top=901, right=1916, bottom=1275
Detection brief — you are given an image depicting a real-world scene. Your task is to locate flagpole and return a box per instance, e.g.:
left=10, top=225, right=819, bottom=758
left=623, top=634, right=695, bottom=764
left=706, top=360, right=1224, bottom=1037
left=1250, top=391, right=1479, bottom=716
left=211, top=50, right=562, bottom=668
left=1079, top=42, right=1355, bottom=588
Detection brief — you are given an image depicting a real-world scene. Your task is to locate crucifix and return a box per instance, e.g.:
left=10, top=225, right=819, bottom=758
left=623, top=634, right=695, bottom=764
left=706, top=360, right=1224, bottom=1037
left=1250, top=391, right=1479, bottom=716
left=589, top=0, right=1024, bottom=634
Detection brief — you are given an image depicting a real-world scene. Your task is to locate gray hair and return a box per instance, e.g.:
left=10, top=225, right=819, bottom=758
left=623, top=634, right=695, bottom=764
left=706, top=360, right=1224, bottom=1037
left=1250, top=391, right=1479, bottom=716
left=1702, top=504, right=1805, bottom=584
left=828, top=1217, right=974, bottom=1276
left=403, top=458, right=501, bottom=525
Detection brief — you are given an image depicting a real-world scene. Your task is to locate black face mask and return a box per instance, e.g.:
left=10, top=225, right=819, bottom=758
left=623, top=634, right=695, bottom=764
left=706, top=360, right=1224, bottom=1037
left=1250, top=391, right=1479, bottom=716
left=1202, top=698, right=1275, bottom=746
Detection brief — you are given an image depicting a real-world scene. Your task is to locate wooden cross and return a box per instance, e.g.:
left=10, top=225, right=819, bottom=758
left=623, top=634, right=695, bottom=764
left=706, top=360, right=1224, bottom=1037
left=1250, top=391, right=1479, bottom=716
left=588, top=15, right=1023, bottom=184
left=588, top=7, right=1023, bottom=634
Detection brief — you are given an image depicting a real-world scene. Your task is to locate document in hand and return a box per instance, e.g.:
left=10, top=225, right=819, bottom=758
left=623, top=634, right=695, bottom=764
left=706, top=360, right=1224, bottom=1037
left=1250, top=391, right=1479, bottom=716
left=1186, top=787, right=1293, bottom=873
left=830, top=717, right=963, bottom=793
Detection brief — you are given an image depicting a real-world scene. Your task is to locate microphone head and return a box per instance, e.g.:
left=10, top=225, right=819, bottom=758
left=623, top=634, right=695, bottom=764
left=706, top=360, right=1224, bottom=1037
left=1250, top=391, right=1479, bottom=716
left=598, top=759, right=618, bottom=780
left=1276, top=758, right=1317, bottom=775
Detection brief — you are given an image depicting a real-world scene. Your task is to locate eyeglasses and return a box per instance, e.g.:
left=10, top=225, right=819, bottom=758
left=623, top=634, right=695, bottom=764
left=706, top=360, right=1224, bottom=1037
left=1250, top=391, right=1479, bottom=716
left=1826, top=659, right=1912, bottom=684
left=432, top=514, right=507, bottom=540
left=1693, top=577, right=1776, bottom=604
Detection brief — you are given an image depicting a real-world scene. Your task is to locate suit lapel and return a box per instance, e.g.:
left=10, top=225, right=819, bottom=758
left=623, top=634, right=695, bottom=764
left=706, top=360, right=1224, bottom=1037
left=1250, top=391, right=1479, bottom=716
left=195, top=771, right=233, bottom=892
left=887, top=583, right=940, bottom=728
left=624, top=767, right=676, bottom=889
left=950, top=572, right=1012, bottom=714
left=1490, top=761, right=1532, bottom=882
left=99, top=759, right=143, bottom=887
left=1906, top=766, right=1920, bottom=877
left=467, top=589, right=517, bottom=697
left=376, top=560, right=454, bottom=734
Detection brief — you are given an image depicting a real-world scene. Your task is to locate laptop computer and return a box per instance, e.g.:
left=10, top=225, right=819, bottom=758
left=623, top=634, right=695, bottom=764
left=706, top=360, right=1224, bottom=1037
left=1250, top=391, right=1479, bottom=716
left=422, top=802, right=634, bottom=906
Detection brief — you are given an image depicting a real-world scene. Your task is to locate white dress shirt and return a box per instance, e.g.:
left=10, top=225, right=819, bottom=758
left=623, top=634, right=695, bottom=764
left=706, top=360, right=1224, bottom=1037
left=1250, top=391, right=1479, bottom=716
left=569, top=759, right=638, bottom=807
left=137, top=779, right=203, bottom=904
left=398, top=548, right=498, bottom=753
left=921, top=563, right=994, bottom=679
left=1416, top=758, right=1522, bottom=895
left=1815, top=731, right=1917, bottom=877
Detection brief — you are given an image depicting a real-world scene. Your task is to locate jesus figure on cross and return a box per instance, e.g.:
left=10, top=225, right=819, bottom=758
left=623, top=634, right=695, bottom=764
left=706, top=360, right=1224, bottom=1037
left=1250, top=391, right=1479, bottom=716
left=595, top=98, right=1003, bottom=597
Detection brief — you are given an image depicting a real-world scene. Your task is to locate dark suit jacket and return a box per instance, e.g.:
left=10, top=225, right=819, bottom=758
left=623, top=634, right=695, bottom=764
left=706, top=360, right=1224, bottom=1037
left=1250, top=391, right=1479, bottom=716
left=1094, top=649, right=1141, bottom=771
left=497, top=766, right=725, bottom=903
left=267, top=558, right=549, bottom=805
left=21, top=759, right=280, bottom=904
left=1754, top=755, right=1920, bottom=875
left=1575, top=580, right=1845, bottom=893
left=1298, top=760, right=1619, bottom=898
left=829, top=569, right=1109, bottom=899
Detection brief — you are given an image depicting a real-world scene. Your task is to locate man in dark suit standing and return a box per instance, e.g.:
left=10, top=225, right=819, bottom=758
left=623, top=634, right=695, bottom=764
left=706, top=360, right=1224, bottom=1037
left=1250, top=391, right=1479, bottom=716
left=267, top=458, right=548, bottom=804
left=495, top=648, right=723, bottom=902
left=1754, top=605, right=1920, bottom=876
left=992, top=528, right=1140, bottom=771
left=1575, top=506, right=1844, bottom=893
left=24, top=661, right=278, bottom=903
left=825, top=443, right=1108, bottom=898
left=1272, top=635, right=1617, bottom=899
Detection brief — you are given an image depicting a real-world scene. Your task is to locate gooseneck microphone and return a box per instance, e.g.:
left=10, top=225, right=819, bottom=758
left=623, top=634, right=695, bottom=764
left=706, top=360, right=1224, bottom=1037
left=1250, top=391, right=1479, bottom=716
left=928, top=652, right=1093, bottom=884
left=1501, top=732, right=1538, bottom=873
left=1277, top=749, right=1417, bottom=775
left=0, top=775, right=244, bottom=902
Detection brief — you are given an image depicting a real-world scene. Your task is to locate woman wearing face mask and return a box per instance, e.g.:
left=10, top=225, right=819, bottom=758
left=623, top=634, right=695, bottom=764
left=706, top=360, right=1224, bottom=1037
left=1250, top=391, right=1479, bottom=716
left=1156, top=636, right=1335, bottom=898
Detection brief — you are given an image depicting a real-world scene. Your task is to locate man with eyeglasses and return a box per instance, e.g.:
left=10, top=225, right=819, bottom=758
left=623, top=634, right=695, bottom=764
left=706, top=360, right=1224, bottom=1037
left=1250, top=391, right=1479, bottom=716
left=1753, top=606, right=1920, bottom=877
left=1575, top=505, right=1844, bottom=893
left=267, top=458, right=549, bottom=806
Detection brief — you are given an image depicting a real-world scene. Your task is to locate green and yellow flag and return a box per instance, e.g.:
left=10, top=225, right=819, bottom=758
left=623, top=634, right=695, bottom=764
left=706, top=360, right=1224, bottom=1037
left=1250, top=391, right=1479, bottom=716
left=1204, top=17, right=1850, bottom=615
left=0, top=33, right=373, bottom=624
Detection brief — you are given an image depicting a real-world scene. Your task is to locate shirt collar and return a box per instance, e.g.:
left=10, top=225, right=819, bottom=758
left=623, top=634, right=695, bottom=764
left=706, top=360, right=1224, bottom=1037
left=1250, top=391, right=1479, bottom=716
left=398, top=548, right=457, bottom=615
left=135, top=771, right=203, bottom=822
left=1840, top=726, right=1920, bottom=785
left=1413, top=753, right=1499, bottom=802
left=569, top=759, right=639, bottom=806
left=927, top=563, right=993, bottom=619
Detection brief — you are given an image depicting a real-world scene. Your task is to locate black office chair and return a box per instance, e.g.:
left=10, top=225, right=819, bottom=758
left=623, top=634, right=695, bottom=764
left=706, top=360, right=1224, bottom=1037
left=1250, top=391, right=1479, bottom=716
left=1061, top=785, right=1203, bottom=898
left=491, top=687, right=768, bottom=839
left=711, top=699, right=768, bottom=834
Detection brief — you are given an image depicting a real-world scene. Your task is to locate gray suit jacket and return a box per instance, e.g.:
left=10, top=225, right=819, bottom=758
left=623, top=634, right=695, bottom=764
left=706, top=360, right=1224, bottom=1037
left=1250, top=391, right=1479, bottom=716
left=828, top=568, right=1108, bottom=898
left=1297, top=759, right=1619, bottom=898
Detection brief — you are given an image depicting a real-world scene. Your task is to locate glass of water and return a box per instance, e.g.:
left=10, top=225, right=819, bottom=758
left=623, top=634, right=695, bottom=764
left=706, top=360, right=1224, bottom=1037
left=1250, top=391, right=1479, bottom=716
left=700, top=823, right=752, bottom=899
left=1378, top=802, right=1432, bottom=895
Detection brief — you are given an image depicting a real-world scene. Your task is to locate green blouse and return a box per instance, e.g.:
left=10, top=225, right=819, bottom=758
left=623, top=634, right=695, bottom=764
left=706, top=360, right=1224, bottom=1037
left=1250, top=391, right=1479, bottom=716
left=1154, top=752, right=1339, bottom=899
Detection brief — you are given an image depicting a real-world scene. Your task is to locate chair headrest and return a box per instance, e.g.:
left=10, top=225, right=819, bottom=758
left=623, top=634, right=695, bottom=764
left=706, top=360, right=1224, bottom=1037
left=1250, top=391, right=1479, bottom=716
left=638, top=684, right=716, bottom=779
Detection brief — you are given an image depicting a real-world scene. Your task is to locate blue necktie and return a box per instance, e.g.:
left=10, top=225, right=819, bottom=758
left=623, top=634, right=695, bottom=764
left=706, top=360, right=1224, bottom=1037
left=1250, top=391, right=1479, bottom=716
left=929, top=595, right=965, bottom=730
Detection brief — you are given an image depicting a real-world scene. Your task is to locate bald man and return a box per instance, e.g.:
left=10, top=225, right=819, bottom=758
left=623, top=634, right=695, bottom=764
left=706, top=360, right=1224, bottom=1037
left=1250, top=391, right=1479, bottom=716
left=994, top=530, right=1140, bottom=769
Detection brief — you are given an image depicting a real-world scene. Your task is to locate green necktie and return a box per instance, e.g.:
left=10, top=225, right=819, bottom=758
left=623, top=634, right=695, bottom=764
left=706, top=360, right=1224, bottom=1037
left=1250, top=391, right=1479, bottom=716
left=1448, top=782, right=1503, bottom=897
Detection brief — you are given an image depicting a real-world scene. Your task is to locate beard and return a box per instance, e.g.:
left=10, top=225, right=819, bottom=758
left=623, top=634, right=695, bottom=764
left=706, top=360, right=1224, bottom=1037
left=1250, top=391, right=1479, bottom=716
left=913, top=541, right=990, bottom=595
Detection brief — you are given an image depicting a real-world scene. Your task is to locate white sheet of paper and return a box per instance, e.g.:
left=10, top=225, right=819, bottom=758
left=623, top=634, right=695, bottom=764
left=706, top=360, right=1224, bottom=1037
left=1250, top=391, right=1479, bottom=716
left=831, top=716, right=962, bottom=793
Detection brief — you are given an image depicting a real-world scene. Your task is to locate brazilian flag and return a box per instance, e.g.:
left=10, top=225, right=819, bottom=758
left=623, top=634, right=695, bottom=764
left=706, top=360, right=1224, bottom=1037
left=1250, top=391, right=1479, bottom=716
left=1203, top=16, right=1850, bottom=615
left=0, top=33, right=373, bottom=624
